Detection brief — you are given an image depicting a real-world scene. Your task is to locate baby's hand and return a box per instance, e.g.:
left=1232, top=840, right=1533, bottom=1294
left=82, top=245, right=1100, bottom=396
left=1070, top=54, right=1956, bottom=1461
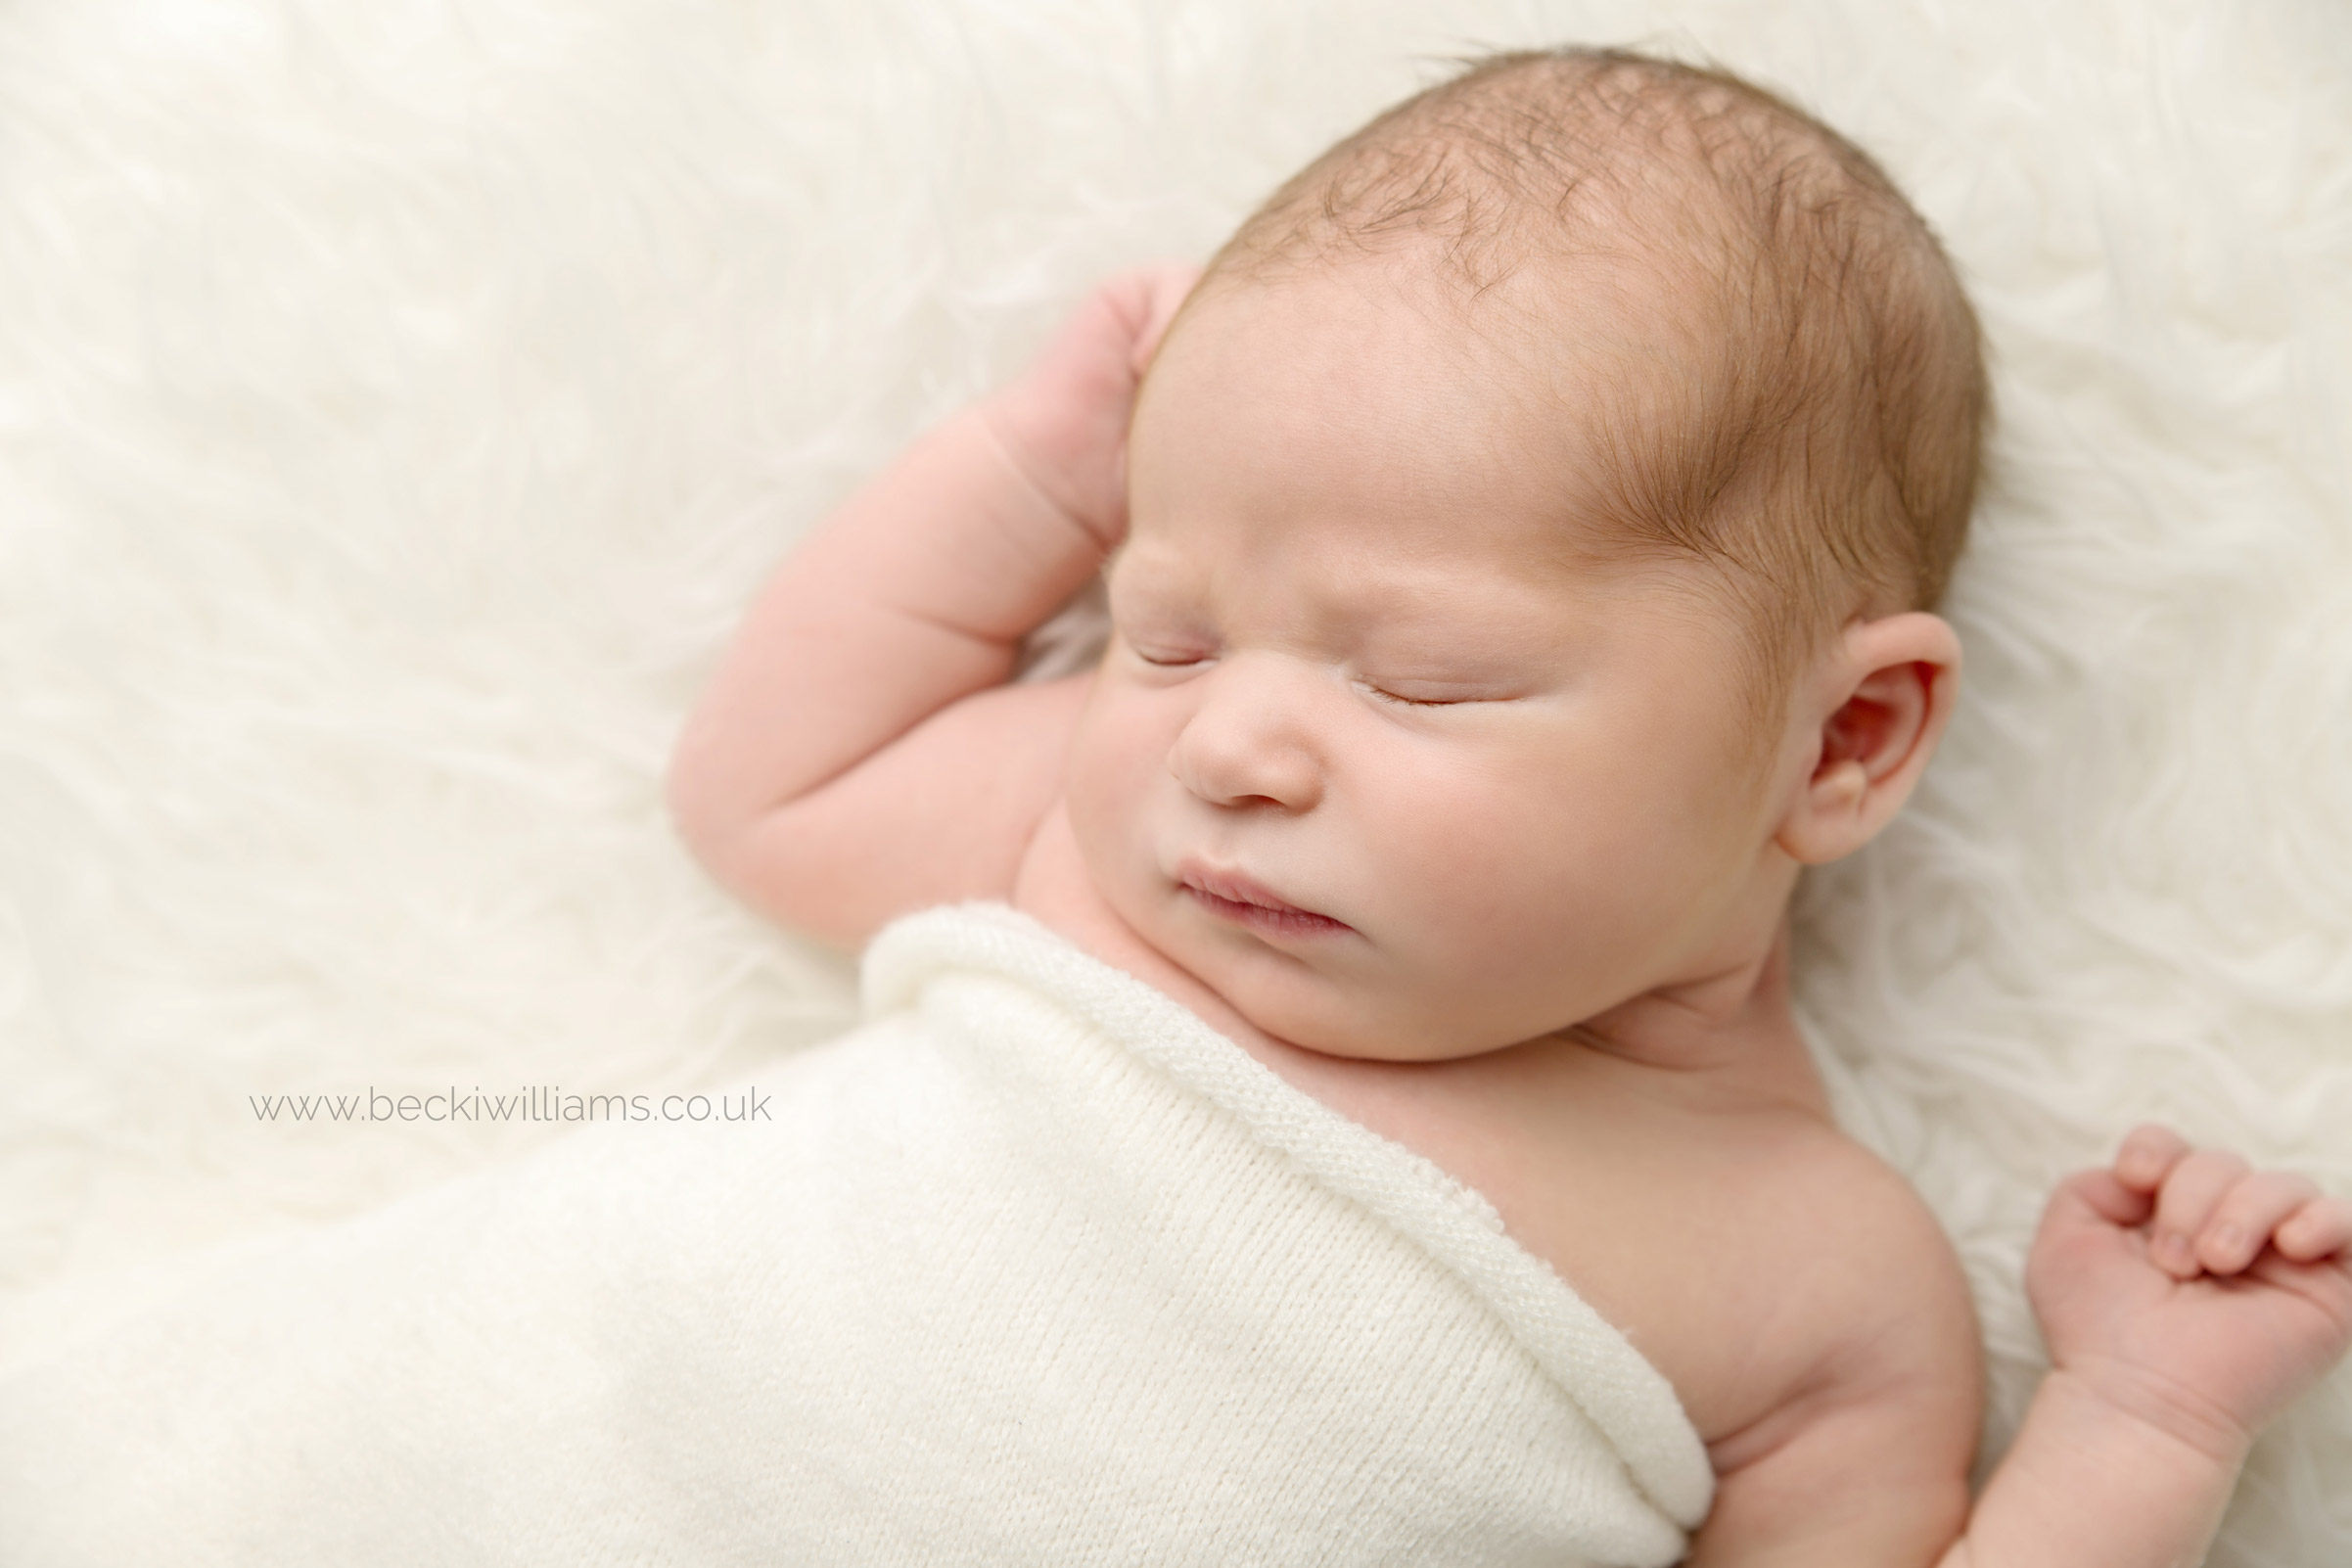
left=982, top=263, right=1200, bottom=552
left=2027, top=1126, right=2352, bottom=1457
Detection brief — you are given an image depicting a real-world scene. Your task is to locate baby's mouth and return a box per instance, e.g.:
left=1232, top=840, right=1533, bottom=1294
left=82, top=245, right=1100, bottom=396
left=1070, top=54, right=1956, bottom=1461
left=1175, top=862, right=1354, bottom=940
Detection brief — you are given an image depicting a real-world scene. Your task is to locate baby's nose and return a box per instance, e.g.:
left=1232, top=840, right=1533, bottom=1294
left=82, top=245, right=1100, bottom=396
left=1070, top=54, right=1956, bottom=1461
left=1166, top=656, right=1324, bottom=812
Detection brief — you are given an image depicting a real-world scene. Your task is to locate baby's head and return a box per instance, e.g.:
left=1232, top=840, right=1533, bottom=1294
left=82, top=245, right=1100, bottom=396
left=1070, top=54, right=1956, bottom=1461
left=1067, top=48, right=1987, bottom=1060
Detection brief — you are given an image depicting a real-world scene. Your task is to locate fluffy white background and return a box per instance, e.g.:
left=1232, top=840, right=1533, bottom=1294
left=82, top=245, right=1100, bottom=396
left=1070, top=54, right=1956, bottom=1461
left=0, top=0, right=2345, bottom=1558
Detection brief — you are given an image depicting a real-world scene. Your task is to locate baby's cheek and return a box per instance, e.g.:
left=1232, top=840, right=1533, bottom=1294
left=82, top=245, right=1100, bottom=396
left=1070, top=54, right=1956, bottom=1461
left=1362, top=747, right=1568, bottom=897
left=1386, top=761, right=1678, bottom=977
left=1062, top=688, right=1172, bottom=862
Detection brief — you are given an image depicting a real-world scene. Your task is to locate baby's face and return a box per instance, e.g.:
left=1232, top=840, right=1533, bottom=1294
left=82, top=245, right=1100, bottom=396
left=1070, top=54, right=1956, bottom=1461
left=1066, top=262, right=1797, bottom=1061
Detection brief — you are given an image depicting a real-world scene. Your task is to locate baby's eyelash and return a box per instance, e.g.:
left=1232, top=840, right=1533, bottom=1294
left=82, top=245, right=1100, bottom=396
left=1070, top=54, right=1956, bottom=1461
left=1360, top=682, right=1459, bottom=709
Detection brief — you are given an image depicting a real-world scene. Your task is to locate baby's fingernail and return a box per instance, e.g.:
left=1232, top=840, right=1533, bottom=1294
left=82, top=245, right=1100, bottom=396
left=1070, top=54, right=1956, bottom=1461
left=2152, top=1231, right=2196, bottom=1274
left=2205, top=1223, right=2248, bottom=1266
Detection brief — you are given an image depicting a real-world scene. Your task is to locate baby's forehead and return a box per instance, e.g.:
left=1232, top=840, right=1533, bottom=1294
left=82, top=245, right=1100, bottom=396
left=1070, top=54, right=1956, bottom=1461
left=1147, top=247, right=1713, bottom=539
left=1133, top=291, right=1714, bottom=592
left=1147, top=264, right=1589, bottom=479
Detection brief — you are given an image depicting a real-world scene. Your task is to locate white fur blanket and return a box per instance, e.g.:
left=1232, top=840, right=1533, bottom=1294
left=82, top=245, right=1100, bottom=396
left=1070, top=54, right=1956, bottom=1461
left=0, top=0, right=2347, bottom=1562
left=0, top=904, right=1710, bottom=1567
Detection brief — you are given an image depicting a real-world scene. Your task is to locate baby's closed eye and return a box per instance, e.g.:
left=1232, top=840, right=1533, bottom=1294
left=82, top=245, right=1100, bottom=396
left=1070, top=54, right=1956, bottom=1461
left=1356, top=680, right=1476, bottom=708
left=1350, top=663, right=1538, bottom=708
left=1130, top=645, right=1213, bottom=669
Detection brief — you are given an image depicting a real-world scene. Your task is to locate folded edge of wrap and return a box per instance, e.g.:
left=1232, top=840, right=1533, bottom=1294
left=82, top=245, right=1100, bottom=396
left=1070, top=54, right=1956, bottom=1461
left=860, top=900, right=1716, bottom=1535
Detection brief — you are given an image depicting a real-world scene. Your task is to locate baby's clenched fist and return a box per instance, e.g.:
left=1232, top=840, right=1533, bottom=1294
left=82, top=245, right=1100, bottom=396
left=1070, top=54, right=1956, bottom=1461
left=2115, top=1124, right=2352, bottom=1281
left=2027, top=1125, right=2352, bottom=1459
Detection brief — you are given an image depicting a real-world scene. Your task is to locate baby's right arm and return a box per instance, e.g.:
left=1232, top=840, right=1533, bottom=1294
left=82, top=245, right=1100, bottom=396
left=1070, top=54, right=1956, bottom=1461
left=667, top=267, right=1195, bottom=945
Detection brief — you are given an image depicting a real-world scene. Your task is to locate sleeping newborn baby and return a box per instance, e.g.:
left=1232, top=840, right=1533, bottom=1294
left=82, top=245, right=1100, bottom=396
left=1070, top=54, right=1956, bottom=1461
left=6, top=44, right=2344, bottom=1568
left=668, top=47, right=2352, bottom=1567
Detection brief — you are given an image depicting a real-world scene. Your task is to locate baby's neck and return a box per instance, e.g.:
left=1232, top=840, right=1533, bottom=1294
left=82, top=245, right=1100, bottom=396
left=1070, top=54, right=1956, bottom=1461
left=1567, top=928, right=1813, bottom=1078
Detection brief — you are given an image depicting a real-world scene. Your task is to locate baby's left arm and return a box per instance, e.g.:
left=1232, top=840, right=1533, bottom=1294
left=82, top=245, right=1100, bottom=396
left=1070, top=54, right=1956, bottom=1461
left=1945, top=1128, right=2352, bottom=1567
left=1690, top=1130, right=2352, bottom=1566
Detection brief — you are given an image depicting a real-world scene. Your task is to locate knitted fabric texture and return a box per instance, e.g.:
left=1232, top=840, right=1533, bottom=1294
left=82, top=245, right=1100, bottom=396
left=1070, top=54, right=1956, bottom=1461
left=0, top=902, right=1707, bottom=1566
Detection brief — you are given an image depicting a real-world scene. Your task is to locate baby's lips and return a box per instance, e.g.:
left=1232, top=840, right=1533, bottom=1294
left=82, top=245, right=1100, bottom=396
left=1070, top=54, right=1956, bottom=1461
left=1176, top=860, right=1309, bottom=916
left=1174, top=860, right=1355, bottom=939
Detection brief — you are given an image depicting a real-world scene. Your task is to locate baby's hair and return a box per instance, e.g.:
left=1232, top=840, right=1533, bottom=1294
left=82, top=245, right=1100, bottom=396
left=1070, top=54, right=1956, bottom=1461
left=1198, top=47, right=1987, bottom=724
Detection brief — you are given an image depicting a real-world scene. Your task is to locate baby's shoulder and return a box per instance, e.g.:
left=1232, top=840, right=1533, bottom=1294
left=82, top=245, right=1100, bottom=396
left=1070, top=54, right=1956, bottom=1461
left=1532, top=1103, right=1980, bottom=1458
left=1687, top=1117, right=1984, bottom=1469
left=1739, top=1118, right=1965, bottom=1293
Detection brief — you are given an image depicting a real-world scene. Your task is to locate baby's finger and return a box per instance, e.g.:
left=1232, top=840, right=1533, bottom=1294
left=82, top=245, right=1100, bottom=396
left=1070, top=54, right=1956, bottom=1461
left=2114, top=1125, right=2191, bottom=1194
left=1125, top=264, right=1204, bottom=376
left=2277, top=1196, right=2352, bottom=1263
left=2052, top=1167, right=2154, bottom=1230
left=2195, top=1172, right=2321, bottom=1273
left=2150, top=1148, right=2250, bottom=1278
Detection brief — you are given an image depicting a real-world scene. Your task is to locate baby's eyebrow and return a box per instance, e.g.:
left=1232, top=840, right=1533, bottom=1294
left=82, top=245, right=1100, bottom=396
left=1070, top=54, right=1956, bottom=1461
left=1101, top=537, right=1206, bottom=600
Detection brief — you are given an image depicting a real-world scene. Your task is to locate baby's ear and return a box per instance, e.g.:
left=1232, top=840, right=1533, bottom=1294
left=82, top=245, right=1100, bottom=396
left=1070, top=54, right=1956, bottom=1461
left=1773, top=613, right=1961, bottom=865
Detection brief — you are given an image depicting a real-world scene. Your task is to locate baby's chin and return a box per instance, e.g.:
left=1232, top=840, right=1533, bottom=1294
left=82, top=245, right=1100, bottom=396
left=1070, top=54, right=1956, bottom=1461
left=1168, top=921, right=1499, bottom=1064
left=1089, top=854, right=1563, bottom=1061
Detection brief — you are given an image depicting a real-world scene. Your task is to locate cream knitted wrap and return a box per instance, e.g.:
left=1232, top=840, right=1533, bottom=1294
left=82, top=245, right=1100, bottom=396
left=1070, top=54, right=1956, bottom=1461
left=0, top=902, right=1710, bottom=1565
